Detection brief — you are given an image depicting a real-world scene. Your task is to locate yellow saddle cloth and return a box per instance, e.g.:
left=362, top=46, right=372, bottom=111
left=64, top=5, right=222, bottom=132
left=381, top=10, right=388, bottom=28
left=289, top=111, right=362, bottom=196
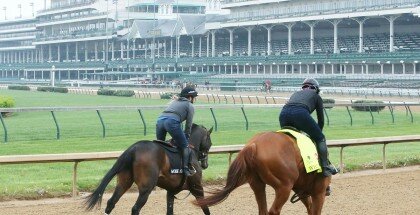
left=277, top=129, right=322, bottom=173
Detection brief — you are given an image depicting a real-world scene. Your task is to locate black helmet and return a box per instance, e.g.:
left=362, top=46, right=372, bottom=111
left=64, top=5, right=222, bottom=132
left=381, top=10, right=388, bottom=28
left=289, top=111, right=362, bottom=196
left=180, top=86, right=198, bottom=98
left=302, top=78, right=320, bottom=93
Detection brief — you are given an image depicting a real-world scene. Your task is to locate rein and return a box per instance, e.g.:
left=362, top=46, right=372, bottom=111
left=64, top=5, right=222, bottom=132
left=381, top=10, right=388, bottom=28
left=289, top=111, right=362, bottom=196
left=290, top=192, right=309, bottom=204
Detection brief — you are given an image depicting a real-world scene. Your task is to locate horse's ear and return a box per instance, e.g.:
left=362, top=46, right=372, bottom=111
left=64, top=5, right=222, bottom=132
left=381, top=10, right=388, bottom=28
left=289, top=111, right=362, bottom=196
left=208, top=127, right=213, bottom=134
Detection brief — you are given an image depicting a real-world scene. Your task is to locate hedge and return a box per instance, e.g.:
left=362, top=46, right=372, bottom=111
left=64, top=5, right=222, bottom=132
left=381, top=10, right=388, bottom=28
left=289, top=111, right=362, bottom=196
left=8, top=85, right=30, bottom=91
left=97, top=89, right=116, bottom=96
left=0, top=95, right=15, bottom=117
left=351, top=100, right=386, bottom=112
left=114, top=90, right=135, bottom=97
left=37, top=86, right=68, bottom=93
left=323, top=98, right=335, bottom=109
left=160, top=92, right=177, bottom=99
left=97, top=89, right=135, bottom=97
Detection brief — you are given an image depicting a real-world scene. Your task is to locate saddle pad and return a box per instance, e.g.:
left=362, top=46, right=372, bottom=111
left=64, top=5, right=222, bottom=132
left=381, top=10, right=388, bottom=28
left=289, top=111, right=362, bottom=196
left=152, top=140, right=184, bottom=174
left=277, top=129, right=321, bottom=173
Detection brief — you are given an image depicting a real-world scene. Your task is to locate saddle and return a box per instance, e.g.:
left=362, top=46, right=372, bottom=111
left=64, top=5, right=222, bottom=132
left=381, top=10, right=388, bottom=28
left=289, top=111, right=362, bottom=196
left=276, top=127, right=322, bottom=173
left=152, top=140, right=189, bottom=174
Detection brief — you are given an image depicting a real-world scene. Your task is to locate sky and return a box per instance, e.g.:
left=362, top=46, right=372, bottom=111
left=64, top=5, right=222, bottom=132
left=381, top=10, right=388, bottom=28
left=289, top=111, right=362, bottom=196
left=0, top=0, right=49, bottom=20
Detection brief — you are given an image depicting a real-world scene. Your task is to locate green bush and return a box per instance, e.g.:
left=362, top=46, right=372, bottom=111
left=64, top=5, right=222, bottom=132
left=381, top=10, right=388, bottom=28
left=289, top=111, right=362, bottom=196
left=114, top=90, right=135, bottom=97
left=352, top=100, right=386, bottom=112
left=8, top=85, right=30, bottom=91
left=37, top=87, right=68, bottom=93
left=160, top=92, right=176, bottom=99
left=0, top=96, right=15, bottom=117
left=97, top=89, right=134, bottom=97
left=323, top=98, right=335, bottom=109
left=97, top=89, right=116, bottom=96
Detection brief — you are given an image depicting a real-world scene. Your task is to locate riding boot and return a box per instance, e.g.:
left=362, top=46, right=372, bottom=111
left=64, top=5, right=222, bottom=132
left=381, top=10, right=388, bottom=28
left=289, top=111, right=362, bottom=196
left=182, top=147, right=196, bottom=177
left=317, top=139, right=338, bottom=177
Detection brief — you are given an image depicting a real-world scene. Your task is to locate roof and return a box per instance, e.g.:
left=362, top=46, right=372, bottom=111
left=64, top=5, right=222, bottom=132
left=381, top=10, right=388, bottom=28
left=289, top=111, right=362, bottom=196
left=126, top=15, right=207, bottom=39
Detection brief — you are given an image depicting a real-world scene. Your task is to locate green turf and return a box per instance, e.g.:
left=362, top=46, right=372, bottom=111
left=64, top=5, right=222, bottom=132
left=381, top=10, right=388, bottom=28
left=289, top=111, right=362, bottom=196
left=0, top=89, right=419, bottom=200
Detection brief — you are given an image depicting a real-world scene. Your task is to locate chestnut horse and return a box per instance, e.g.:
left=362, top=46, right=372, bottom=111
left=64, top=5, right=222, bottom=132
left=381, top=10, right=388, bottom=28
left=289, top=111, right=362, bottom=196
left=85, top=124, right=213, bottom=215
left=197, top=131, right=330, bottom=215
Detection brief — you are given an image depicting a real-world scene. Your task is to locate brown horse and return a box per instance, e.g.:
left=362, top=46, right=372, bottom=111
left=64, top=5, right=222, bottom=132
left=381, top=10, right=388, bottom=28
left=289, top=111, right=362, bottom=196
left=85, top=124, right=213, bottom=215
left=196, top=131, right=330, bottom=215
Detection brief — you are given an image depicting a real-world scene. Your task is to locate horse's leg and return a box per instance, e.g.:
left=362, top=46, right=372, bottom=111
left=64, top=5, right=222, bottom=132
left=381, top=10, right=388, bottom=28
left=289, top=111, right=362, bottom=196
left=166, top=191, right=175, bottom=215
left=249, top=176, right=268, bottom=215
left=310, top=177, right=329, bottom=215
left=131, top=169, right=159, bottom=215
left=189, top=181, right=210, bottom=215
left=268, top=185, right=292, bottom=215
left=105, top=170, right=133, bottom=214
left=300, top=196, right=313, bottom=215
left=310, top=193, right=326, bottom=215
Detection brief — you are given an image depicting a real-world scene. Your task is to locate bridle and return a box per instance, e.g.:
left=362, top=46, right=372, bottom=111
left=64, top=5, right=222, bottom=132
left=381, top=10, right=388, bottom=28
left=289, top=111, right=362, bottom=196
left=189, top=128, right=211, bottom=166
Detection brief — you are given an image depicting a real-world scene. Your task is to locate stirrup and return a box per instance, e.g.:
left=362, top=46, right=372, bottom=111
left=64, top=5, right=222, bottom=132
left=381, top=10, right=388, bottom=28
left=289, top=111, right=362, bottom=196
left=323, top=165, right=339, bottom=177
left=184, top=166, right=196, bottom=177
left=326, top=185, right=331, bottom=196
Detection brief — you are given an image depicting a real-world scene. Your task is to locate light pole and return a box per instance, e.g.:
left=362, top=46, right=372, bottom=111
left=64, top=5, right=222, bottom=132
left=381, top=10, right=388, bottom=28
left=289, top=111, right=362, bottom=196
left=105, top=0, right=110, bottom=70
left=151, top=0, right=157, bottom=74
left=127, top=0, right=130, bottom=61
left=51, top=65, right=56, bottom=87
left=3, top=7, right=6, bottom=20
left=17, top=4, right=22, bottom=19
left=30, top=2, right=35, bottom=17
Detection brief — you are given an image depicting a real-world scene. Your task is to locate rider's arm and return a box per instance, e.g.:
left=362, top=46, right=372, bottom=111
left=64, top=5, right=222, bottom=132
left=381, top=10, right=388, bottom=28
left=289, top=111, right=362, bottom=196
left=315, top=95, right=324, bottom=131
left=184, top=104, right=195, bottom=136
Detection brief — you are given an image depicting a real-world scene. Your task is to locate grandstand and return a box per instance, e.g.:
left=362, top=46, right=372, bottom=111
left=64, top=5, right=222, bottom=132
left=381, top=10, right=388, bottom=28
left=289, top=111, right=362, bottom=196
left=0, top=0, right=419, bottom=88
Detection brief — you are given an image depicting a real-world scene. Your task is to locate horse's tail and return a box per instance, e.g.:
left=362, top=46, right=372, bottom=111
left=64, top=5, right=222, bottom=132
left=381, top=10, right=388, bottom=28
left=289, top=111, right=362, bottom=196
left=196, top=143, right=256, bottom=207
left=84, top=145, right=135, bottom=211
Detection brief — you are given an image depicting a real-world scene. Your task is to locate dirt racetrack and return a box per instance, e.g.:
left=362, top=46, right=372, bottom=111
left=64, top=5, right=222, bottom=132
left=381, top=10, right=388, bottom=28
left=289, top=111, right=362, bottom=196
left=0, top=166, right=418, bottom=215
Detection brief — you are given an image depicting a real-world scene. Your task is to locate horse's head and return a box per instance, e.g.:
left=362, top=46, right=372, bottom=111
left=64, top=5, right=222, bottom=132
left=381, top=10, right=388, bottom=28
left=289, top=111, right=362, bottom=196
left=190, top=124, right=213, bottom=170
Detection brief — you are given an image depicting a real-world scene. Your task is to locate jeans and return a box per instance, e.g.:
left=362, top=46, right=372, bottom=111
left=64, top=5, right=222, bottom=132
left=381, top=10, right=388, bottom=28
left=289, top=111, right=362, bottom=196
left=279, top=105, right=325, bottom=143
left=156, top=117, right=188, bottom=148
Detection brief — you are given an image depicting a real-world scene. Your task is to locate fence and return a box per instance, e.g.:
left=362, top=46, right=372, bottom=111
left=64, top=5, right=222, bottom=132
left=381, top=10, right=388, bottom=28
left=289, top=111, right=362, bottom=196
left=0, top=135, right=418, bottom=197
left=0, top=103, right=419, bottom=142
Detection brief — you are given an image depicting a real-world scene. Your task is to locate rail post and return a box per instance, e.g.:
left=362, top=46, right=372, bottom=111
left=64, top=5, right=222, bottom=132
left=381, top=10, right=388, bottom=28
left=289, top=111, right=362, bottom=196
left=240, top=107, right=249, bottom=131
left=224, top=95, right=228, bottom=104
left=51, top=111, right=60, bottom=139
left=388, top=102, right=395, bottom=123
left=96, top=110, right=106, bottom=138
left=239, top=95, right=243, bottom=104
left=210, top=107, right=218, bottom=132
left=72, top=161, right=79, bottom=197
left=346, top=106, right=353, bottom=126
left=323, top=108, right=330, bottom=126
left=232, top=95, right=236, bottom=104
left=339, top=146, right=344, bottom=173
left=0, top=113, right=7, bottom=143
left=382, top=143, right=388, bottom=170
left=138, top=109, right=147, bottom=136
left=368, top=106, right=374, bottom=125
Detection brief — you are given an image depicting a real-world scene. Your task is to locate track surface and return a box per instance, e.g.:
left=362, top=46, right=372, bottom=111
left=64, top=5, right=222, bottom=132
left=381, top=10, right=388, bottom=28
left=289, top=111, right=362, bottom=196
left=0, top=166, right=418, bottom=215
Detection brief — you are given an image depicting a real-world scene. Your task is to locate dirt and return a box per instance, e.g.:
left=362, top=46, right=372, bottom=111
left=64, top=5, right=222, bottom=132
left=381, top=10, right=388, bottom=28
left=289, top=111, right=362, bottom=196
left=0, top=166, right=418, bottom=215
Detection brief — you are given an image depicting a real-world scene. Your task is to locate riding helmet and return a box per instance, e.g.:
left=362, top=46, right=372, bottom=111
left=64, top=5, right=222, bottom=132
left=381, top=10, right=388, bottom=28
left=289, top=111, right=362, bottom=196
left=302, top=78, right=320, bottom=93
left=180, top=86, right=198, bottom=98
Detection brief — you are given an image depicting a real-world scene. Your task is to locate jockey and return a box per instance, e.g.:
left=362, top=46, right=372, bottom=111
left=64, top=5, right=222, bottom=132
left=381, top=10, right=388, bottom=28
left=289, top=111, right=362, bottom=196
left=156, top=86, right=198, bottom=176
left=279, top=78, right=338, bottom=177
